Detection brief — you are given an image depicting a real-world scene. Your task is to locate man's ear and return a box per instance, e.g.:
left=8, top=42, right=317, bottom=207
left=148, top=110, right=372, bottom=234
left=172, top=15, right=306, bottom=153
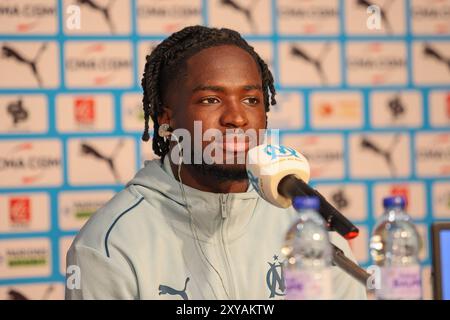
left=157, top=107, right=173, bottom=127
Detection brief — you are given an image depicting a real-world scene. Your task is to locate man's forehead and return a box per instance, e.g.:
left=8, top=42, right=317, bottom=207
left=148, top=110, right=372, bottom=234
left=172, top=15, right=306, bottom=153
left=187, top=45, right=259, bottom=71
left=184, top=46, right=262, bottom=89
left=188, top=44, right=254, bottom=61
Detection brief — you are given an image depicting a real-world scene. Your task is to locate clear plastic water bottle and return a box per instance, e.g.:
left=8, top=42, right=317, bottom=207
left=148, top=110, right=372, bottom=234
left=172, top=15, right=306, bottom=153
left=370, top=196, right=422, bottom=300
left=282, top=196, right=332, bottom=300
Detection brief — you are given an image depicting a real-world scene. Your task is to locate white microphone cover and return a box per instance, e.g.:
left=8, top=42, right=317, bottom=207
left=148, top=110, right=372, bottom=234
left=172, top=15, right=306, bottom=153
left=246, top=144, right=310, bottom=208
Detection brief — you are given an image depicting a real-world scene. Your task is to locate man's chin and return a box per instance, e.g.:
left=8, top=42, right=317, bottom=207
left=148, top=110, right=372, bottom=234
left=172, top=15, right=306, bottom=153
left=191, top=163, right=248, bottom=182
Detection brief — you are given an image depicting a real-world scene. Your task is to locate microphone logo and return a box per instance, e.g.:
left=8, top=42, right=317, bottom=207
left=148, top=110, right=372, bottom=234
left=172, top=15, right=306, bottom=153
left=264, top=145, right=299, bottom=160
left=247, top=169, right=260, bottom=193
left=246, top=144, right=311, bottom=208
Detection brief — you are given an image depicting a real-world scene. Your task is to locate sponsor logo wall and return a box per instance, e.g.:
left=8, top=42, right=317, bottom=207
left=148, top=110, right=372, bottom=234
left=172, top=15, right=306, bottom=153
left=0, top=0, right=449, bottom=300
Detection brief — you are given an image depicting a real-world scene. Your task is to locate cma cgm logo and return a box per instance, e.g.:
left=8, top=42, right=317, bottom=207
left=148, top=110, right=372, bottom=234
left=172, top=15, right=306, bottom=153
left=64, top=43, right=132, bottom=86
left=0, top=144, right=60, bottom=170
left=264, top=145, right=299, bottom=160
left=0, top=2, right=56, bottom=33
left=0, top=142, right=61, bottom=185
left=136, top=2, right=201, bottom=33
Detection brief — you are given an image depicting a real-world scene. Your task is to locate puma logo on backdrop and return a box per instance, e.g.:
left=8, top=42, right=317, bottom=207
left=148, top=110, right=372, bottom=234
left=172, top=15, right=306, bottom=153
left=1, top=43, right=48, bottom=87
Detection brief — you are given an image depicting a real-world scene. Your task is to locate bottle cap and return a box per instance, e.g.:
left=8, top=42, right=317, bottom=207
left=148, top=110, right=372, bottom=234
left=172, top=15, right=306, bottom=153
left=293, top=196, right=320, bottom=211
left=383, top=196, right=406, bottom=209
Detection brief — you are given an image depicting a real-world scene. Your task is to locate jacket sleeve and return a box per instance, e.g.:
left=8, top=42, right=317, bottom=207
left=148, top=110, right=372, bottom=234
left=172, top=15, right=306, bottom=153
left=65, top=244, right=138, bottom=300
left=329, top=232, right=368, bottom=300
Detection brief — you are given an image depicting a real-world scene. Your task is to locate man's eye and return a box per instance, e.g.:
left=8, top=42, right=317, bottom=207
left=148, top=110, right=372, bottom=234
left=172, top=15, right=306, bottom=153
left=200, top=97, right=220, bottom=104
left=243, top=97, right=260, bottom=105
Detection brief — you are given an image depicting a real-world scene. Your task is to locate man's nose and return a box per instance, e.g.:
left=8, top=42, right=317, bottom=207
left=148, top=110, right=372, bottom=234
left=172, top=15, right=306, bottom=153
left=219, top=99, right=249, bottom=128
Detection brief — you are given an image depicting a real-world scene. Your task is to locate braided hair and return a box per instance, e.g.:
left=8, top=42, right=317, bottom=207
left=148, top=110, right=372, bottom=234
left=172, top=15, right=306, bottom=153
left=141, top=25, right=276, bottom=157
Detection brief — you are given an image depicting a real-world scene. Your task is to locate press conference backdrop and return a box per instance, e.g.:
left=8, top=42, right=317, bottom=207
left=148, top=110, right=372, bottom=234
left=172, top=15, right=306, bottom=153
left=0, top=0, right=449, bottom=300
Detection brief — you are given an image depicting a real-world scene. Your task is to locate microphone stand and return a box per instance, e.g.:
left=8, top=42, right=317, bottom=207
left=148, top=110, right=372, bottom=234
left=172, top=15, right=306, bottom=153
left=332, top=244, right=370, bottom=286
left=279, top=175, right=371, bottom=286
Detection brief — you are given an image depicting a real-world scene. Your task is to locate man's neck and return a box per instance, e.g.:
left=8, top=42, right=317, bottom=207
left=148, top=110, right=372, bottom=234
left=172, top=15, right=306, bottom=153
left=169, top=160, right=249, bottom=193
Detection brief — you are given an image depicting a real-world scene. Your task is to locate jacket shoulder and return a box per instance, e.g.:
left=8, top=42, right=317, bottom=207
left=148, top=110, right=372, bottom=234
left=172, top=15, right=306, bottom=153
left=70, top=186, right=146, bottom=256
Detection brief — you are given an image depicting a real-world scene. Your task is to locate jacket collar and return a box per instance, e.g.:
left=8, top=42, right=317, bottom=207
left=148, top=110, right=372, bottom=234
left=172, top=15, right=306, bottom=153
left=127, top=157, right=260, bottom=241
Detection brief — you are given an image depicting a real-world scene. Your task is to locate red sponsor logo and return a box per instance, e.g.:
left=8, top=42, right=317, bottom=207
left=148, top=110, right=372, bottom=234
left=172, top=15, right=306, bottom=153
left=434, top=133, right=450, bottom=143
left=74, top=98, right=95, bottom=124
left=164, top=23, right=182, bottom=33
left=369, top=42, right=383, bottom=53
left=319, top=103, right=334, bottom=117
left=84, top=43, right=105, bottom=54
left=302, top=136, right=320, bottom=145
left=9, top=197, right=31, bottom=224
left=303, top=24, right=317, bottom=34
left=435, top=23, right=449, bottom=35
left=17, top=22, right=39, bottom=32
left=94, top=73, right=114, bottom=85
left=390, top=185, right=410, bottom=209
left=446, top=93, right=450, bottom=119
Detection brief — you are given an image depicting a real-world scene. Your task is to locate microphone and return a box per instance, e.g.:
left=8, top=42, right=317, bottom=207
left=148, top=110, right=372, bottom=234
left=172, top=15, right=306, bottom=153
left=278, top=175, right=359, bottom=240
left=246, top=144, right=359, bottom=240
left=246, top=144, right=370, bottom=286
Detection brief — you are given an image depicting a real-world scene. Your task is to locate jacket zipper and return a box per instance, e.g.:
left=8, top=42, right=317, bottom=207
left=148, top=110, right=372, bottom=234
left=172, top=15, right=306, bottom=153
left=219, top=194, right=236, bottom=299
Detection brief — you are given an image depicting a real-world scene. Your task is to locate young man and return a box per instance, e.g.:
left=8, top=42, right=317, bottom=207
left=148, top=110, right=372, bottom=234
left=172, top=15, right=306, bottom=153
left=66, top=25, right=366, bottom=300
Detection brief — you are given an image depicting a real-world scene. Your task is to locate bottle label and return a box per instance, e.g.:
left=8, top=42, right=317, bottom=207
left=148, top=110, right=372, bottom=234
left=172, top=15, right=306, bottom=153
left=377, top=265, right=422, bottom=300
left=284, top=268, right=332, bottom=300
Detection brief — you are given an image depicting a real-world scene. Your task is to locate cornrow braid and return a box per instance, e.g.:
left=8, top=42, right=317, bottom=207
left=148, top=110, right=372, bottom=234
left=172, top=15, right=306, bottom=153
left=141, top=25, right=276, bottom=157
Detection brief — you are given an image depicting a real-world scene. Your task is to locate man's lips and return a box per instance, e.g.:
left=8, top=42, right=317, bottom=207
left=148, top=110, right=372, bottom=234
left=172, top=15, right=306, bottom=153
left=223, top=133, right=249, bottom=153
left=210, top=134, right=250, bottom=153
left=223, top=140, right=249, bottom=153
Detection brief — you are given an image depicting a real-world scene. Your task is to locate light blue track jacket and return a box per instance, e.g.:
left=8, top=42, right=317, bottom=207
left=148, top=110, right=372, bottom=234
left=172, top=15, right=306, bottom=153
left=65, top=157, right=367, bottom=300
